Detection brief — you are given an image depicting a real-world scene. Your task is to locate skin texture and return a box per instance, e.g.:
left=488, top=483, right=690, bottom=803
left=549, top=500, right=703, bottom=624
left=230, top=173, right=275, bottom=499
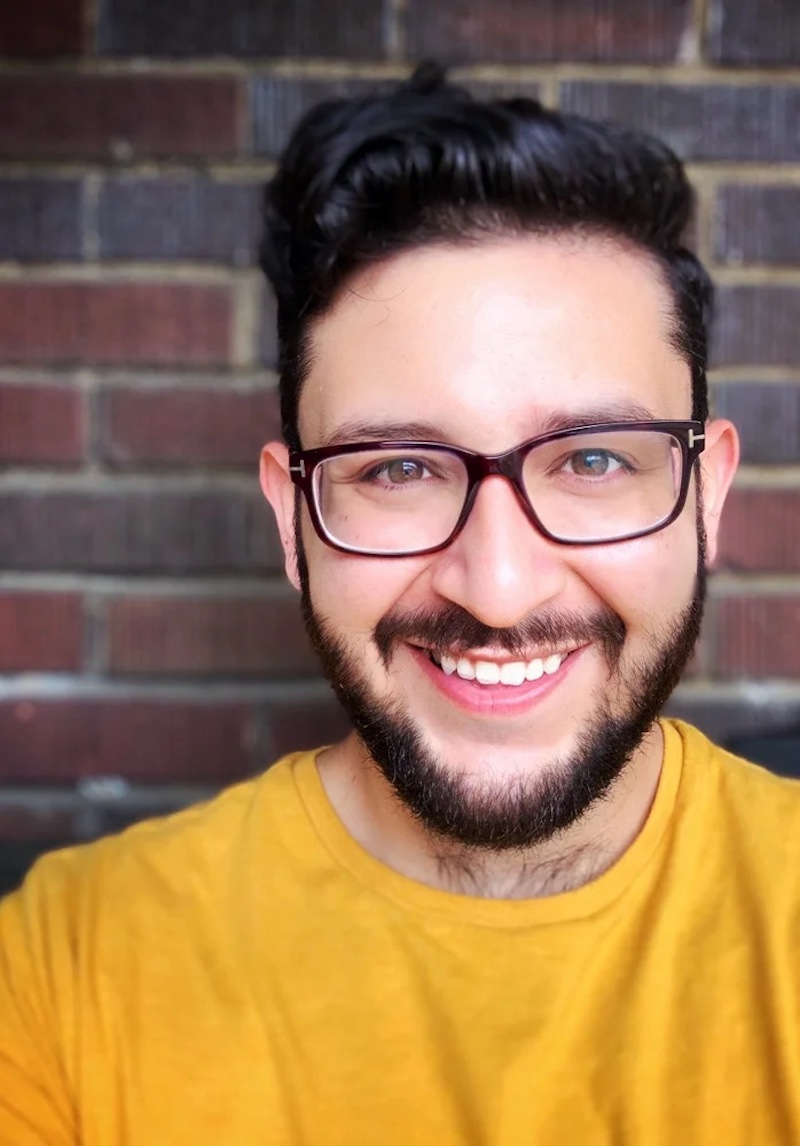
left=261, top=234, right=739, bottom=898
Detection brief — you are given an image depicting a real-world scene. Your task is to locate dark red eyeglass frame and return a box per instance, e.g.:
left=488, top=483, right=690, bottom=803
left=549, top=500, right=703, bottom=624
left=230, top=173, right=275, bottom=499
left=288, top=420, right=707, bottom=557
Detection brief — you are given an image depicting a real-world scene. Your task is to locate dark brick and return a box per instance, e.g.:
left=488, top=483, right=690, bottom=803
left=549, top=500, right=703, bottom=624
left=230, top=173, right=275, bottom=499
left=0, top=488, right=281, bottom=573
left=0, top=793, right=212, bottom=863
left=714, top=186, right=800, bottom=267
left=0, top=593, right=83, bottom=671
left=407, top=0, right=692, bottom=63
left=717, top=489, right=800, bottom=574
left=259, top=284, right=278, bottom=368
left=252, top=76, right=389, bottom=158
left=712, top=286, right=800, bottom=368
left=716, top=597, right=800, bottom=678
left=107, top=593, right=317, bottom=676
left=0, top=179, right=83, bottom=261
left=254, top=694, right=350, bottom=762
left=67, top=790, right=214, bottom=842
left=0, top=815, right=77, bottom=892
left=0, top=282, right=232, bottom=367
left=0, top=383, right=85, bottom=465
left=98, top=0, right=383, bottom=58
left=707, top=0, right=800, bottom=65
left=98, top=178, right=260, bottom=266
left=0, top=76, right=241, bottom=160
left=0, top=804, right=74, bottom=845
left=252, top=73, right=544, bottom=160
left=99, top=384, right=280, bottom=468
left=665, top=692, right=800, bottom=748
left=709, top=728, right=800, bottom=779
left=712, top=382, right=800, bottom=465
left=0, top=786, right=237, bottom=890
left=459, top=80, right=541, bottom=101
left=0, top=0, right=84, bottom=57
left=560, top=82, right=800, bottom=163
left=0, top=698, right=254, bottom=783
left=0, top=837, right=73, bottom=896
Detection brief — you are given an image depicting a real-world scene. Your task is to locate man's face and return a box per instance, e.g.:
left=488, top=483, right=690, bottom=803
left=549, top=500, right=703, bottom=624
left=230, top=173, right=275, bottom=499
left=263, top=235, right=737, bottom=849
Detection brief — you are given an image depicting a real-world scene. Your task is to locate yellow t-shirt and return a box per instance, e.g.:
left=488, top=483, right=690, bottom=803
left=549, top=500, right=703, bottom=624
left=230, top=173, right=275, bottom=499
left=1, top=719, right=800, bottom=1145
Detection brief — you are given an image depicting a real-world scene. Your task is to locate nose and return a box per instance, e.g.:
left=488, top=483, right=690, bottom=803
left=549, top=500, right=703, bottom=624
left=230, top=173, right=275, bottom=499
left=428, top=475, right=569, bottom=629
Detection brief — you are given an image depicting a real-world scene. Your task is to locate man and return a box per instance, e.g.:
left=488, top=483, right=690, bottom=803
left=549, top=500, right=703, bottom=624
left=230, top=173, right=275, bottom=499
left=1, top=64, right=799, bottom=1145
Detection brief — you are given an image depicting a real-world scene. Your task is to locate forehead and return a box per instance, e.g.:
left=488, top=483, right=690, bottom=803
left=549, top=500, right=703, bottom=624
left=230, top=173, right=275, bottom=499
left=299, top=235, right=691, bottom=450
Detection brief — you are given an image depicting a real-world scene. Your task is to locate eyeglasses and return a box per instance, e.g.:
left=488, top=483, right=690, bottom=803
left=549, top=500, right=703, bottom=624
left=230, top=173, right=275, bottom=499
left=289, top=421, right=706, bottom=557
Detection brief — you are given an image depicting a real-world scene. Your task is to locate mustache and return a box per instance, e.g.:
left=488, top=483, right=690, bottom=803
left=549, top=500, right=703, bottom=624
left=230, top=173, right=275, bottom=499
left=373, top=602, right=627, bottom=668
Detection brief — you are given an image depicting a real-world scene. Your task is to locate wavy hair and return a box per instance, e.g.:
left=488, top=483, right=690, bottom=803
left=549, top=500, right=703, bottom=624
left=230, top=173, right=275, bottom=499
left=260, top=63, right=711, bottom=449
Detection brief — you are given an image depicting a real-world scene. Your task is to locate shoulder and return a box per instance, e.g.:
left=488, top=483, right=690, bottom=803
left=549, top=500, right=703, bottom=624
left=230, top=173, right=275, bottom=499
left=667, top=718, right=800, bottom=867
left=1, top=750, right=314, bottom=930
left=670, top=717, right=800, bottom=801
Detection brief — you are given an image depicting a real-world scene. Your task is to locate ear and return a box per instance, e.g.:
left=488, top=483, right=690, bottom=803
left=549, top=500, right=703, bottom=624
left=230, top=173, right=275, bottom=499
left=260, top=442, right=302, bottom=591
left=698, top=418, right=740, bottom=568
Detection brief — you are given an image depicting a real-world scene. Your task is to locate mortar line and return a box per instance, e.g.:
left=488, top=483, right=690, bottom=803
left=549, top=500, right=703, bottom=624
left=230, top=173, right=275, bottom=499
left=83, top=0, right=99, bottom=56
left=537, top=70, right=558, bottom=108
left=693, top=0, right=711, bottom=63
left=385, top=0, right=407, bottom=61
left=1, top=58, right=800, bottom=84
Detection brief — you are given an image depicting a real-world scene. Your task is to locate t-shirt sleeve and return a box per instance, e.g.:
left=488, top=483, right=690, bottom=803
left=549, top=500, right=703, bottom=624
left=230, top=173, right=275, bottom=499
left=0, top=856, right=79, bottom=1146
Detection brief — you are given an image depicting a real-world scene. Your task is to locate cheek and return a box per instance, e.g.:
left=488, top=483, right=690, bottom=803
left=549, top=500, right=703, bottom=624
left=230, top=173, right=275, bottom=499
left=580, top=526, right=699, bottom=628
left=303, top=532, right=425, bottom=640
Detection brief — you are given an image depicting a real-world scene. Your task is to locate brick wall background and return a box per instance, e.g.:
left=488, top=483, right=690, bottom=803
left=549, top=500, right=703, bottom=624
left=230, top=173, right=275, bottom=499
left=2, top=0, right=800, bottom=880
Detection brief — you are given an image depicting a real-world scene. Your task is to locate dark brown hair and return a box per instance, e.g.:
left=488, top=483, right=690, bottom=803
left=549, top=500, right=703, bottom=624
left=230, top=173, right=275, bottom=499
left=260, top=63, right=711, bottom=450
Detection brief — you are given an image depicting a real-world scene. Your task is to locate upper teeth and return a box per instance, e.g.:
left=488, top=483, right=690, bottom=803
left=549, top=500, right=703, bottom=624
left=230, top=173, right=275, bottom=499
left=436, top=652, right=565, bottom=686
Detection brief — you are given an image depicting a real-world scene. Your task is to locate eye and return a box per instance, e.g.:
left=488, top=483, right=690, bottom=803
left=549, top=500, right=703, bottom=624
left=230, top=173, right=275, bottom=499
left=365, top=457, right=431, bottom=484
left=387, top=458, right=426, bottom=483
left=564, top=449, right=626, bottom=478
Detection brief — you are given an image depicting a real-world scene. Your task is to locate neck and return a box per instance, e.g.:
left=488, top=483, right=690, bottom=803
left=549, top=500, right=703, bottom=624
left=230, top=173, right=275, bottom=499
left=316, top=724, right=664, bottom=899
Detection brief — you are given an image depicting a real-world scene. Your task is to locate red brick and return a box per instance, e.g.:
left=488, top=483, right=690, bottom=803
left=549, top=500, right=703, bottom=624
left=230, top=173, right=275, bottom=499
left=107, top=594, right=317, bottom=676
left=0, top=698, right=254, bottom=783
left=99, top=386, right=281, bottom=467
left=406, top=0, right=693, bottom=63
left=0, top=283, right=232, bottom=367
left=0, top=76, right=241, bottom=160
left=717, top=489, right=800, bottom=574
left=0, top=592, right=83, bottom=671
left=0, top=0, right=84, bottom=57
left=0, top=384, right=84, bottom=464
left=716, top=597, right=800, bottom=679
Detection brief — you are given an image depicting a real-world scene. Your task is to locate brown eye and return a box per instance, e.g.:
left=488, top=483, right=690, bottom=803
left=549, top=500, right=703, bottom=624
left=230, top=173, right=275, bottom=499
left=566, top=450, right=621, bottom=477
left=383, top=458, right=428, bottom=483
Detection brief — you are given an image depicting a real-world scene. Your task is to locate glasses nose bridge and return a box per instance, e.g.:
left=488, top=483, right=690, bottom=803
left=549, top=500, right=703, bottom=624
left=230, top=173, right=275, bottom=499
left=465, top=446, right=532, bottom=515
left=471, top=444, right=525, bottom=481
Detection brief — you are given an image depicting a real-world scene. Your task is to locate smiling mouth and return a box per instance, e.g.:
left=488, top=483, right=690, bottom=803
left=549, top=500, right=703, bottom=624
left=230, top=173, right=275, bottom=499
left=425, top=648, right=576, bottom=687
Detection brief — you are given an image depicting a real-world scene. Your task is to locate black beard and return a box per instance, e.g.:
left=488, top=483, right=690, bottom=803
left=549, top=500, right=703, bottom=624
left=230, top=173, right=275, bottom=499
left=296, top=513, right=707, bottom=854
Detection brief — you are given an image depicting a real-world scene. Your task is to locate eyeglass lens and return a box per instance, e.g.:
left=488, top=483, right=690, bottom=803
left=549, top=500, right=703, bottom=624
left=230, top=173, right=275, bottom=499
left=312, top=429, right=684, bottom=554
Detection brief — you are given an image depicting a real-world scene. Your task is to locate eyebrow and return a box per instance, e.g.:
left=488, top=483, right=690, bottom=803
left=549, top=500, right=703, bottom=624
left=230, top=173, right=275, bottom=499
left=318, top=420, right=449, bottom=448
left=537, top=402, right=658, bottom=434
left=320, top=403, right=659, bottom=449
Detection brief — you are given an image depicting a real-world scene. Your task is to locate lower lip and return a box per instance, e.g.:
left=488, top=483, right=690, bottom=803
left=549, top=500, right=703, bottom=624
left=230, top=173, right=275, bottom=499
left=408, top=644, right=586, bottom=716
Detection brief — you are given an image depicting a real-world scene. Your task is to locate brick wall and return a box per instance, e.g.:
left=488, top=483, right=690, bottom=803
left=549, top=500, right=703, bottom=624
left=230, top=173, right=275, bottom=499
left=2, top=0, right=800, bottom=872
